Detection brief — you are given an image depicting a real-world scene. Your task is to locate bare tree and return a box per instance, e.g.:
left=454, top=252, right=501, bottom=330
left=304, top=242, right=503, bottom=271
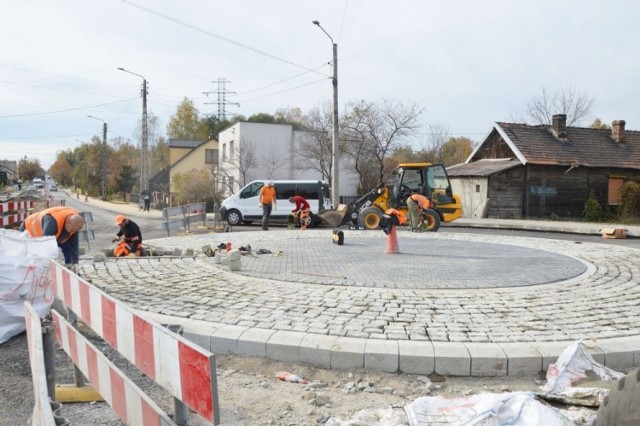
left=220, top=138, right=257, bottom=193
left=343, top=99, right=423, bottom=191
left=262, top=147, right=287, bottom=179
left=523, top=85, right=594, bottom=126
left=296, top=104, right=334, bottom=185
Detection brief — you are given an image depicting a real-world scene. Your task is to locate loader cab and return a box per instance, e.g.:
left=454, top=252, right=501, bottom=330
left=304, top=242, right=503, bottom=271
left=392, top=163, right=455, bottom=207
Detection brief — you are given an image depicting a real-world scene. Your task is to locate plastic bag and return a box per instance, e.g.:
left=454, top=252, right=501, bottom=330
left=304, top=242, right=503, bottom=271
left=540, top=339, right=624, bottom=406
left=0, top=229, right=58, bottom=344
left=324, top=408, right=408, bottom=426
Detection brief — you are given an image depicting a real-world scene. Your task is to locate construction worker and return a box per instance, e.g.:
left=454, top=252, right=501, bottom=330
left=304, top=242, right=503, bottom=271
left=112, top=215, right=143, bottom=257
left=288, top=195, right=310, bottom=228
left=259, top=181, right=277, bottom=231
left=406, top=193, right=431, bottom=232
left=21, top=207, right=85, bottom=271
left=381, top=208, right=407, bottom=235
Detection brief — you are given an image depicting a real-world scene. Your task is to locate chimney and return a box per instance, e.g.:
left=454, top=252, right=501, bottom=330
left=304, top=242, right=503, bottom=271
left=612, top=120, right=626, bottom=143
left=552, top=114, right=567, bottom=138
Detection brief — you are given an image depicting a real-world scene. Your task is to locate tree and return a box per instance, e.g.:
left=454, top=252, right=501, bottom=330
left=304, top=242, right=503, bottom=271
left=590, top=117, right=611, bottom=129
left=166, top=98, right=209, bottom=140
left=439, top=137, right=474, bottom=166
left=523, top=85, right=594, bottom=126
left=115, top=164, right=137, bottom=193
left=342, top=99, right=423, bottom=192
left=220, top=139, right=257, bottom=192
left=49, top=153, right=73, bottom=186
left=296, top=103, right=335, bottom=185
left=172, top=169, right=221, bottom=208
left=18, top=156, right=44, bottom=181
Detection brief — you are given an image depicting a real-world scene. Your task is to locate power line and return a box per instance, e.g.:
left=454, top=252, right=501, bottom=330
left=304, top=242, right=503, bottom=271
left=0, top=133, right=94, bottom=140
left=116, top=0, right=328, bottom=76
left=0, top=97, right=138, bottom=119
left=0, top=79, right=127, bottom=99
left=229, top=63, right=329, bottom=97
left=235, top=78, right=329, bottom=103
left=338, top=0, right=349, bottom=43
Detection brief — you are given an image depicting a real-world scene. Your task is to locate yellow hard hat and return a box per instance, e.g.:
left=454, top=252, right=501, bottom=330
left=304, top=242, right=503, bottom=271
left=115, top=214, right=126, bottom=225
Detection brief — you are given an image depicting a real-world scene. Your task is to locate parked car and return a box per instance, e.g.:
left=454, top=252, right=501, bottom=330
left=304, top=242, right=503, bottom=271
left=26, top=185, right=37, bottom=193
left=32, top=179, right=44, bottom=188
left=49, top=185, right=58, bottom=192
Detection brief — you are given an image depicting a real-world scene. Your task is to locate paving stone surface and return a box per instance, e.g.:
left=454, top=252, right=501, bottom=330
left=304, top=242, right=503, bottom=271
left=78, top=230, right=640, bottom=344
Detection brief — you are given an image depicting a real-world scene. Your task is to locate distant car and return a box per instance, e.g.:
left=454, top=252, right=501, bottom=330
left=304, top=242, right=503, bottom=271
left=26, top=185, right=37, bottom=193
left=33, top=179, right=44, bottom=189
left=49, top=185, right=58, bottom=192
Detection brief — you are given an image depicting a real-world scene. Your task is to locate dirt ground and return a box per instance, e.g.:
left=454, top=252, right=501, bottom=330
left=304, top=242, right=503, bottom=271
left=0, top=323, right=601, bottom=426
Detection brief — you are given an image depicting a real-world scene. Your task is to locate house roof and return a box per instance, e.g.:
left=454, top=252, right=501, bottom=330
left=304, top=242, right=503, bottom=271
left=447, top=158, right=520, bottom=177
left=168, top=139, right=205, bottom=149
left=489, top=122, right=640, bottom=170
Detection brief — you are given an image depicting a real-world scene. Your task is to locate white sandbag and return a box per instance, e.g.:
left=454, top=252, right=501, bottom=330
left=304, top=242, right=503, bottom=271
left=324, top=408, right=408, bottom=426
left=0, top=229, right=58, bottom=344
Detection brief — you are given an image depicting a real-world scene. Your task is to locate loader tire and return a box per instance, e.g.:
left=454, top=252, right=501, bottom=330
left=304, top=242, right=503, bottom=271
left=422, top=209, right=441, bottom=232
left=319, top=211, right=344, bottom=227
left=595, top=368, right=640, bottom=426
left=359, top=207, right=382, bottom=230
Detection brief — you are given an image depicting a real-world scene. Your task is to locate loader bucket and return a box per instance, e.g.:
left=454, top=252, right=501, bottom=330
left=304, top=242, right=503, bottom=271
left=318, top=209, right=347, bottom=227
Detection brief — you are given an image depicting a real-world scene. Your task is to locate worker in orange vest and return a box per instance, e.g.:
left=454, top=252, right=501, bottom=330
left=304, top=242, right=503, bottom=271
left=112, top=214, right=143, bottom=257
left=21, top=207, right=85, bottom=271
left=406, top=193, right=431, bottom=232
left=381, top=208, right=407, bottom=235
left=259, top=181, right=277, bottom=231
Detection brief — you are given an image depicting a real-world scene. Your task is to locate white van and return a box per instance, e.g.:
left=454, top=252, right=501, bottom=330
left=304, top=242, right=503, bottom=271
left=219, top=180, right=329, bottom=225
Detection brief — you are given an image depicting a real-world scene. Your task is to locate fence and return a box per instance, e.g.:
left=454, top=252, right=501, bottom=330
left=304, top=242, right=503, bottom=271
left=162, top=202, right=206, bottom=236
left=0, top=200, right=34, bottom=228
left=50, top=261, right=220, bottom=424
left=78, top=211, right=95, bottom=250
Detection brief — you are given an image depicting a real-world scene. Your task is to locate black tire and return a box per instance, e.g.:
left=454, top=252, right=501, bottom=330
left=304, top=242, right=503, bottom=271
left=225, top=209, right=242, bottom=226
left=596, top=367, right=640, bottom=426
left=422, top=209, right=441, bottom=232
left=359, top=207, right=382, bottom=230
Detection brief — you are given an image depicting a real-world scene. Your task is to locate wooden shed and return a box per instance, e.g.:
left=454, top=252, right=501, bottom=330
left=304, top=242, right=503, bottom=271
left=447, top=115, right=640, bottom=219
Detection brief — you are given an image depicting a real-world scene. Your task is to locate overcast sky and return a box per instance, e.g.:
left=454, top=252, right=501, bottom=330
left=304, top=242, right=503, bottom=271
left=1, top=0, right=638, bottom=169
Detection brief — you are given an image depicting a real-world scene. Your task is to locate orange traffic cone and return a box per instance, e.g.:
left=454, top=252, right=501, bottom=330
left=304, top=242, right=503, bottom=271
left=385, top=225, right=400, bottom=254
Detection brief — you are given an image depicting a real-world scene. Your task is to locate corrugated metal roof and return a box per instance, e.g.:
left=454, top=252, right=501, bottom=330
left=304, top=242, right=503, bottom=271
left=447, top=158, right=521, bottom=176
left=168, top=139, right=204, bottom=148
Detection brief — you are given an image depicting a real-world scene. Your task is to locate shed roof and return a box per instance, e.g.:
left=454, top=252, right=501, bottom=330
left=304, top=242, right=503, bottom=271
left=447, top=158, right=520, bottom=177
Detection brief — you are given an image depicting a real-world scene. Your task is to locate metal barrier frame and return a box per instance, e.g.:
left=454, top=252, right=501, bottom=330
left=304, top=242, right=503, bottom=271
left=162, top=202, right=206, bottom=236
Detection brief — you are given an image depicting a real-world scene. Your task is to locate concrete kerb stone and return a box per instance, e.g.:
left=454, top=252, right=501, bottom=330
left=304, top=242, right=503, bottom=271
left=298, top=334, right=339, bottom=368
left=498, top=342, right=544, bottom=376
left=266, top=330, right=306, bottom=363
left=364, top=339, right=398, bottom=373
left=433, top=342, right=471, bottom=376
left=181, top=320, right=220, bottom=352
left=597, top=336, right=640, bottom=370
left=237, top=328, right=277, bottom=357
left=465, top=343, right=507, bottom=377
left=210, top=324, right=249, bottom=355
left=331, top=337, right=367, bottom=370
left=398, top=340, right=434, bottom=375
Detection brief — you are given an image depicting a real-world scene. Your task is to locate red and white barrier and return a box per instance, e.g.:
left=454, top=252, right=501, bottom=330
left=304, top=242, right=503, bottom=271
left=0, top=200, right=33, bottom=213
left=50, top=261, right=220, bottom=424
left=0, top=211, right=29, bottom=227
left=51, top=310, right=175, bottom=425
left=24, top=302, right=66, bottom=426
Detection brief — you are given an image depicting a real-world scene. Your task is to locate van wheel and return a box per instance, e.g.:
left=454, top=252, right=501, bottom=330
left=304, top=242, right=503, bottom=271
left=596, top=368, right=640, bottom=425
left=359, top=207, right=382, bottom=230
left=422, top=209, right=441, bottom=232
left=226, top=209, right=242, bottom=226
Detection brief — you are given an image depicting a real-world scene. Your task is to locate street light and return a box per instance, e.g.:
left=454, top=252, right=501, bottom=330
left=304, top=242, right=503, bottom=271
left=118, top=67, right=149, bottom=191
left=87, top=115, right=108, bottom=199
left=312, top=20, right=340, bottom=207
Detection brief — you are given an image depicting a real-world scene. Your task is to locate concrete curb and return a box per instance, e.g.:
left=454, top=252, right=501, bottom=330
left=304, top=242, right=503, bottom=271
left=447, top=219, right=640, bottom=238
left=135, top=311, right=640, bottom=376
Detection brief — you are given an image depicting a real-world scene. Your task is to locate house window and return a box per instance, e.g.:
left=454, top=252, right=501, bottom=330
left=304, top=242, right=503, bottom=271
left=222, top=143, right=227, bottom=161
left=205, top=149, right=218, bottom=165
left=475, top=184, right=480, bottom=193
left=229, top=141, right=235, bottom=161
left=608, top=177, right=624, bottom=205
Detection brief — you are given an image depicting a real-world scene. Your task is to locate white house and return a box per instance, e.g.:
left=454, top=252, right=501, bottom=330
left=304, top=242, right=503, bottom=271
left=218, top=122, right=358, bottom=197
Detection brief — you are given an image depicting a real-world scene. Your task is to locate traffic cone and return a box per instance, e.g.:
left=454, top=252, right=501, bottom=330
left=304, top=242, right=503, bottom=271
left=385, top=225, right=400, bottom=254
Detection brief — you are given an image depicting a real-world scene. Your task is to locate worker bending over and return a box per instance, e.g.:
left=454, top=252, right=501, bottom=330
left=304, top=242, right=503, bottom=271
left=406, top=193, right=431, bottom=232
left=22, top=207, right=85, bottom=271
left=381, top=208, right=407, bottom=235
left=288, top=195, right=310, bottom=228
left=113, top=215, right=143, bottom=257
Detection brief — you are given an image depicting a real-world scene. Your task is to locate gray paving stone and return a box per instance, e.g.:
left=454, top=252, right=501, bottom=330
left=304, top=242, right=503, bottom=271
left=398, top=340, right=435, bottom=374
left=465, top=343, right=507, bottom=377
left=331, top=337, right=366, bottom=369
left=498, top=343, right=544, bottom=375
left=266, top=330, right=305, bottom=362
left=237, top=328, right=277, bottom=357
left=298, top=334, right=338, bottom=368
left=433, top=342, right=470, bottom=376
left=364, top=340, right=398, bottom=373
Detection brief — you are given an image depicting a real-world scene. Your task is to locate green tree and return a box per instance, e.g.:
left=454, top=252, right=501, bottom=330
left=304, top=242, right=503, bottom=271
left=166, top=97, right=209, bottom=140
left=18, top=156, right=44, bottom=181
left=439, top=137, right=474, bottom=166
left=172, top=169, right=221, bottom=209
left=49, top=153, right=73, bottom=186
left=582, top=191, right=601, bottom=222
left=590, top=117, right=611, bottom=129
left=115, top=164, right=137, bottom=193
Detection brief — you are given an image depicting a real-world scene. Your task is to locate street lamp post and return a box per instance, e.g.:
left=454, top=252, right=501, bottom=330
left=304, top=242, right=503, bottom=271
left=118, top=67, right=149, bottom=192
left=87, top=115, right=108, bottom=199
left=312, top=20, right=340, bottom=207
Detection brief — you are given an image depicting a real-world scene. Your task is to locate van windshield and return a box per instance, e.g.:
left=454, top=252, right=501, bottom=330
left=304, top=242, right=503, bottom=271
left=240, top=182, right=264, bottom=199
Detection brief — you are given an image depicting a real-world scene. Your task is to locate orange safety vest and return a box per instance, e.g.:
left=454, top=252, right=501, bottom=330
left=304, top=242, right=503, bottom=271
left=385, top=208, right=407, bottom=225
left=410, top=193, right=431, bottom=210
left=260, top=186, right=277, bottom=204
left=24, top=207, right=78, bottom=243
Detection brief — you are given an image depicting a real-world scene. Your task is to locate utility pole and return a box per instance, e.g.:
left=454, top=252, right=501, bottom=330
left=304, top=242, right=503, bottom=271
left=313, top=20, right=340, bottom=207
left=118, top=67, right=149, bottom=191
left=203, top=78, right=239, bottom=120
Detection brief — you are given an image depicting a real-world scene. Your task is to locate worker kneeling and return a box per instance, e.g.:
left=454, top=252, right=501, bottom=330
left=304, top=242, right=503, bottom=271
left=113, top=215, right=143, bottom=257
left=287, top=195, right=311, bottom=229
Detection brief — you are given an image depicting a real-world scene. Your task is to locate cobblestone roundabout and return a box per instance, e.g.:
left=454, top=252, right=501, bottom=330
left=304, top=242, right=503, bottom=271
left=79, top=230, right=640, bottom=343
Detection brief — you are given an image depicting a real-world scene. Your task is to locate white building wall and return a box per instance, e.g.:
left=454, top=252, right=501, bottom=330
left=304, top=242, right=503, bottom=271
left=450, top=176, right=489, bottom=218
